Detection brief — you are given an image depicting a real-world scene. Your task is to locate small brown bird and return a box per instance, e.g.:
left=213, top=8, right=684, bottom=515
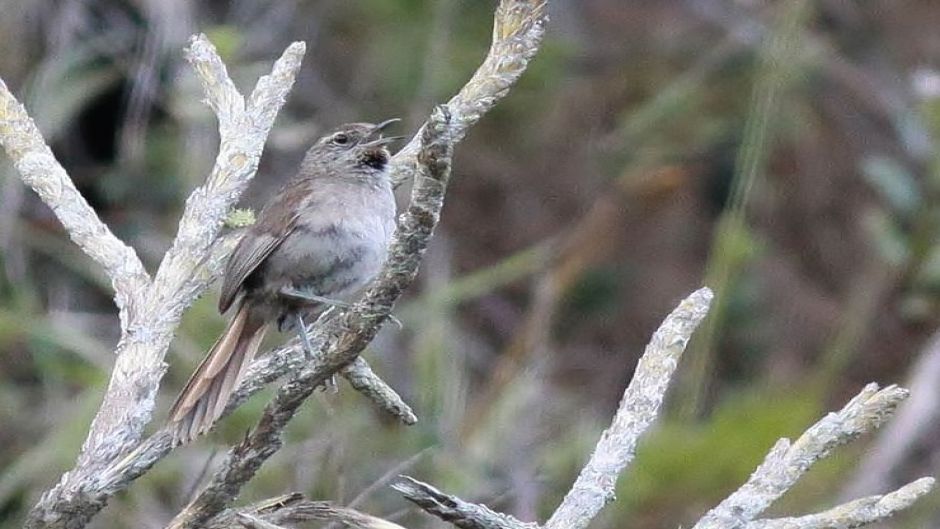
left=168, top=119, right=400, bottom=445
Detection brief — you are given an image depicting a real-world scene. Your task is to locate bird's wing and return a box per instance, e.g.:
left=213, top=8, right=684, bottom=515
left=218, top=184, right=306, bottom=313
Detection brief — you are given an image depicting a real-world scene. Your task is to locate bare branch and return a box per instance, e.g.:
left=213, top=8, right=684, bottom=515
left=88, top=4, right=549, bottom=504
left=746, top=478, right=935, bottom=529
left=159, top=2, right=549, bottom=524
left=0, top=79, right=150, bottom=324
left=693, top=384, right=911, bottom=529
left=235, top=513, right=290, bottom=529
left=389, top=0, right=548, bottom=186
left=342, top=357, right=418, bottom=425
left=23, top=37, right=305, bottom=529
left=841, top=330, right=940, bottom=499
left=151, top=35, right=306, bottom=315
left=167, top=105, right=456, bottom=529
left=386, top=289, right=930, bottom=529
left=544, top=287, right=714, bottom=529
left=265, top=502, right=409, bottom=529
left=393, top=476, right=536, bottom=529
left=210, top=494, right=409, bottom=529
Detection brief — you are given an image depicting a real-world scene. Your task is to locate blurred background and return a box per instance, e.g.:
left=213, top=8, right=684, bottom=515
left=2, top=0, right=940, bottom=527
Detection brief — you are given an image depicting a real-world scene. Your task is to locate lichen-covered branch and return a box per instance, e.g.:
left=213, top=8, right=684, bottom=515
left=390, top=291, right=931, bottom=529
left=75, top=6, right=548, bottom=513
left=693, top=384, right=913, bottom=529
left=0, top=79, right=150, bottom=325
left=746, top=478, right=934, bottom=529
left=150, top=35, right=306, bottom=320
left=209, top=494, right=407, bottom=529
left=342, top=357, right=418, bottom=425
left=393, top=476, right=536, bottom=529
left=841, top=331, right=940, bottom=499
left=395, top=288, right=712, bottom=529
left=23, top=36, right=305, bottom=529
left=544, top=287, right=714, bottom=529
left=93, top=323, right=415, bottom=498
left=166, top=105, right=456, bottom=529
left=389, top=0, right=548, bottom=186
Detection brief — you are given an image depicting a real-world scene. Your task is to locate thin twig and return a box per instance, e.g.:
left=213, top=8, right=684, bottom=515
left=389, top=0, right=548, bottom=187
left=841, top=331, right=940, bottom=499
left=693, top=384, right=912, bottom=529
left=348, top=449, right=431, bottom=510
left=212, top=495, right=409, bottom=529
left=341, top=357, right=418, bottom=425
left=746, top=478, right=935, bottom=529
left=393, top=476, right=536, bottom=529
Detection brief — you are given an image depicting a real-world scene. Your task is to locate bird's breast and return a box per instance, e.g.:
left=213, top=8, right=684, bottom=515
left=256, top=188, right=395, bottom=303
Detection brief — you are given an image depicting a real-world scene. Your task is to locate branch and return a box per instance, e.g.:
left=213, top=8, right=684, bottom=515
left=692, top=384, right=911, bottom=529
left=85, top=4, right=548, bottom=507
left=841, top=330, right=940, bottom=499
left=167, top=104, right=456, bottom=529
left=150, top=35, right=306, bottom=321
left=746, top=478, right=934, bottom=529
left=0, top=79, right=149, bottom=325
left=209, top=494, right=408, bottom=529
left=388, top=291, right=931, bottom=529
left=389, top=0, right=548, bottom=186
left=544, top=287, right=714, bottom=529
left=395, top=288, right=712, bottom=529
left=393, top=476, right=536, bottom=529
left=342, top=357, right=418, bottom=425
left=23, top=37, right=305, bottom=529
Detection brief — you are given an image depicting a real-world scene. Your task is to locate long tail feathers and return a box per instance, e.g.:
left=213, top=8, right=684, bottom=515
left=168, top=303, right=267, bottom=445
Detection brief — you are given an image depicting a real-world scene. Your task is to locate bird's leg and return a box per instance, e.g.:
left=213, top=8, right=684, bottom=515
left=292, top=310, right=338, bottom=392
left=293, top=312, right=316, bottom=360
left=281, top=287, right=354, bottom=309
left=280, top=286, right=403, bottom=329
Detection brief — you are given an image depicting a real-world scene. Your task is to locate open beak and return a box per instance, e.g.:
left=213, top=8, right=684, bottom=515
left=361, top=118, right=404, bottom=148
left=371, top=118, right=400, bottom=134
left=360, top=135, right=405, bottom=148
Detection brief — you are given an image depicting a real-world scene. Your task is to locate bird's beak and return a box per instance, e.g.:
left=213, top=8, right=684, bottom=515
left=371, top=118, right=401, bottom=135
left=360, top=135, right=406, bottom=148
left=361, top=118, right=404, bottom=148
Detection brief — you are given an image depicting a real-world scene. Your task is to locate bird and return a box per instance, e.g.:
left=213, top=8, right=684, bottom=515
left=167, top=119, right=400, bottom=445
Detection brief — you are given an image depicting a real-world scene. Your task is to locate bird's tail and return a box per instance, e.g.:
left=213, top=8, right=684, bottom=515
left=168, top=302, right=267, bottom=445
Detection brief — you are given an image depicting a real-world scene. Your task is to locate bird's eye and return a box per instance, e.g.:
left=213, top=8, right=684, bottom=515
left=332, top=133, right=350, bottom=145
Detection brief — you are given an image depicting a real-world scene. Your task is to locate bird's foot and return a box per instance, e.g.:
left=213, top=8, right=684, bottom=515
left=293, top=312, right=316, bottom=360
left=380, top=313, right=404, bottom=330
left=282, top=287, right=403, bottom=329
left=319, top=374, right=339, bottom=393
left=281, top=287, right=354, bottom=309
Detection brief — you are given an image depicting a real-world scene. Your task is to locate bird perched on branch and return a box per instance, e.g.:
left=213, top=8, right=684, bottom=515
left=168, top=119, right=400, bottom=445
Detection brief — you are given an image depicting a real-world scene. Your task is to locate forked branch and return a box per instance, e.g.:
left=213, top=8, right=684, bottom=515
left=395, top=289, right=933, bottom=529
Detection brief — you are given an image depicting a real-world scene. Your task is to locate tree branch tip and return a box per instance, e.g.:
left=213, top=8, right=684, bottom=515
left=391, top=475, right=439, bottom=499
left=858, top=383, right=909, bottom=409
left=681, top=287, right=714, bottom=313
left=902, top=476, right=935, bottom=495
left=185, top=33, right=216, bottom=57
left=694, top=286, right=714, bottom=301
left=235, top=512, right=286, bottom=529
left=285, top=41, right=307, bottom=55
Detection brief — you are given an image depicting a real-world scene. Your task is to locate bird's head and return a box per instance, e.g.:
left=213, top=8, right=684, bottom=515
left=301, top=118, right=402, bottom=179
